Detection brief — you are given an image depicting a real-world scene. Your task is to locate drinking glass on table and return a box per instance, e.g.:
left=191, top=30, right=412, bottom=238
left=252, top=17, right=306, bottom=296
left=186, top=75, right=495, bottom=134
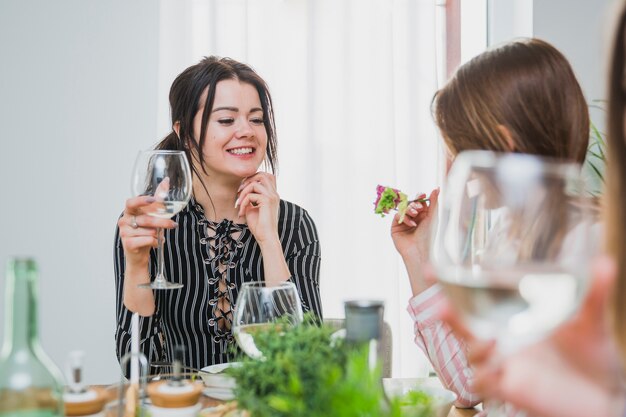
left=430, top=151, right=594, bottom=415
left=232, top=282, right=304, bottom=359
left=130, top=150, right=192, bottom=290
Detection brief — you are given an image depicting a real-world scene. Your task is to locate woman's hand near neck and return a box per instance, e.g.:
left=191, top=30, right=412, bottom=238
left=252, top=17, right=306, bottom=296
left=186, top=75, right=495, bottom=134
left=193, top=171, right=291, bottom=286
left=235, top=172, right=291, bottom=286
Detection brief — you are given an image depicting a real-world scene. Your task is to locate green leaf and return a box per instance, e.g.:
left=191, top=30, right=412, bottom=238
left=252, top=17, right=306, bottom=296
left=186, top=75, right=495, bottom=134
left=590, top=122, right=606, bottom=146
left=397, top=192, right=409, bottom=223
left=588, top=161, right=604, bottom=182
left=588, top=150, right=604, bottom=160
left=584, top=103, right=607, bottom=194
left=229, top=315, right=410, bottom=417
left=375, top=187, right=400, bottom=216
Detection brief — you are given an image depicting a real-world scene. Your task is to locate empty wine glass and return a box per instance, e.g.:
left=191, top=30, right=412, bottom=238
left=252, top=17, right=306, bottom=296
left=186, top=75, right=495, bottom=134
left=131, top=150, right=192, bottom=290
left=431, top=150, right=595, bottom=415
left=232, top=282, right=304, bottom=359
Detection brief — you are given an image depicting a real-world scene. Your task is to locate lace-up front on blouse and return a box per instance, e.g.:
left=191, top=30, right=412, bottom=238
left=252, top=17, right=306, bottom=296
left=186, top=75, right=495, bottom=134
left=114, top=197, right=323, bottom=375
left=201, top=218, right=246, bottom=340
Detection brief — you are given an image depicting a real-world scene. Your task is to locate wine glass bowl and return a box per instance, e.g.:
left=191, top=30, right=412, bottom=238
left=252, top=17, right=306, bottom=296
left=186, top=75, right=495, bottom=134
left=232, top=282, right=304, bottom=359
left=131, top=150, right=193, bottom=290
left=431, top=151, right=593, bottom=353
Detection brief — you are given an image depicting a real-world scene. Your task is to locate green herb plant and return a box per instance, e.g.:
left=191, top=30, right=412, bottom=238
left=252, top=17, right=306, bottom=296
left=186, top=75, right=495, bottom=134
left=228, top=316, right=433, bottom=417
left=584, top=102, right=607, bottom=197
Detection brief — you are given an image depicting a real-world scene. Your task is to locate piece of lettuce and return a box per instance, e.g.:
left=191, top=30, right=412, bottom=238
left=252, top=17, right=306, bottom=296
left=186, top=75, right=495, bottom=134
left=374, top=185, right=410, bottom=222
left=374, top=185, right=404, bottom=216
left=374, top=185, right=429, bottom=224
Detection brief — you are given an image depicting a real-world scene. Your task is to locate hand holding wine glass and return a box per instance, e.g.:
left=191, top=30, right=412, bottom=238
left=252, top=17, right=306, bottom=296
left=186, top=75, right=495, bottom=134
left=431, top=151, right=595, bottom=416
left=232, top=282, right=304, bottom=359
left=128, top=150, right=192, bottom=290
left=438, top=256, right=623, bottom=417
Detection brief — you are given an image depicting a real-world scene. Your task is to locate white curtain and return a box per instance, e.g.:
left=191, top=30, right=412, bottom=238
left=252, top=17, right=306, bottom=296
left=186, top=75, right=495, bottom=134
left=157, top=0, right=443, bottom=377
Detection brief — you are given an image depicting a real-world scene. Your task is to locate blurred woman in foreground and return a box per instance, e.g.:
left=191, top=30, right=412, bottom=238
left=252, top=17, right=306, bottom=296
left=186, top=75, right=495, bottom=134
left=440, top=3, right=626, bottom=416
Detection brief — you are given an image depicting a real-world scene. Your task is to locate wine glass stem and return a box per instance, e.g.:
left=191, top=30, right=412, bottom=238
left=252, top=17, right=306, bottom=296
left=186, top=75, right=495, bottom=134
left=492, top=402, right=502, bottom=417
left=490, top=400, right=520, bottom=417
left=155, top=227, right=165, bottom=283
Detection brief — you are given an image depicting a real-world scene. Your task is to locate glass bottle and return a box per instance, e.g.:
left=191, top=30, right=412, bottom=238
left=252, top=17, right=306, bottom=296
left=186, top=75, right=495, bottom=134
left=0, top=258, right=64, bottom=416
left=344, top=300, right=385, bottom=373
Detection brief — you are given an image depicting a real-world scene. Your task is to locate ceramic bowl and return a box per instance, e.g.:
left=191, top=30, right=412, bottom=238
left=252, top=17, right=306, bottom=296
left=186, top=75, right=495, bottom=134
left=149, top=402, right=202, bottom=417
left=146, top=380, right=204, bottom=408
left=198, top=362, right=241, bottom=390
left=64, top=387, right=108, bottom=416
left=383, top=377, right=456, bottom=417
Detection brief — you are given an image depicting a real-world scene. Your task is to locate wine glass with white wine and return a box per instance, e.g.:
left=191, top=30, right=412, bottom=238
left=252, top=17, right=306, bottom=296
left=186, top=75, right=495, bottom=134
left=232, top=282, right=304, bottom=359
left=131, top=150, right=192, bottom=290
left=431, top=150, right=595, bottom=416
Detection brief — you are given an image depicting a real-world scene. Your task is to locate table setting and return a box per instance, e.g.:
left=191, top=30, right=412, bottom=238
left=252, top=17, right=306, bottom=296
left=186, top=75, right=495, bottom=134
left=4, top=150, right=592, bottom=417
left=96, top=300, right=470, bottom=417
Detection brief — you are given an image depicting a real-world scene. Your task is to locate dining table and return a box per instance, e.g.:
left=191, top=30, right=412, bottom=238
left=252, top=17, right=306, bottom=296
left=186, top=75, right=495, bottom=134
left=198, top=396, right=479, bottom=417
left=449, top=408, right=480, bottom=417
left=99, top=377, right=480, bottom=417
left=196, top=376, right=480, bottom=417
left=381, top=377, right=479, bottom=417
left=197, top=399, right=477, bottom=417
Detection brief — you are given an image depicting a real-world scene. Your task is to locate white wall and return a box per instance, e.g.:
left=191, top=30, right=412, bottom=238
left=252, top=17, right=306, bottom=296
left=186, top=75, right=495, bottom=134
left=488, top=0, right=614, bottom=125
left=488, top=0, right=533, bottom=45
left=486, top=0, right=613, bottom=193
left=533, top=0, right=614, bottom=126
left=0, top=0, right=160, bottom=384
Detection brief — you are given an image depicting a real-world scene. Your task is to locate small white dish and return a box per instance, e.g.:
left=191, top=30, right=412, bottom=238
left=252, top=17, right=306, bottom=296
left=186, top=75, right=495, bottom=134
left=148, top=402, right=202, bottom=417
left=383, top=377, right=456, bottom=417
left=202, top=387, right=236, bottom=401
left=198, top=362, right=241, bottom=389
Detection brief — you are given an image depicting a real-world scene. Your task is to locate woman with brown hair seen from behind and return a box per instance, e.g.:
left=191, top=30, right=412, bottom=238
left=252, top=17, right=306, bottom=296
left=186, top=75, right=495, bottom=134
left=391, top=38, right=592, bottom=416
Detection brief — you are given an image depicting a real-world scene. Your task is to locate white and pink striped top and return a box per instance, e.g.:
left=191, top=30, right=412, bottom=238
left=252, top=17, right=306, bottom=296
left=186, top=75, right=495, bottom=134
left=407, top=284, right=525, bottom=417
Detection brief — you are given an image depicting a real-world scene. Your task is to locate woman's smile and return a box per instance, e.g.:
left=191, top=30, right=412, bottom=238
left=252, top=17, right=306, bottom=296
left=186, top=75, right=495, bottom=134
left=226, top=146, right=256, bottom=157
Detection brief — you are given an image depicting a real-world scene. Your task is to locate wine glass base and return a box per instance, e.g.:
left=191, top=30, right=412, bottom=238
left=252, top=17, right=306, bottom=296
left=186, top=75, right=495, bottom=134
left=138, top=281, right=184, bottom=290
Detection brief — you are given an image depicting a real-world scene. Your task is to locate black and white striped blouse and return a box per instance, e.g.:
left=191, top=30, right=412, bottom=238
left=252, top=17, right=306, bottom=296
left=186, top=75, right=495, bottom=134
left=114, top=198, right=322, bottom=374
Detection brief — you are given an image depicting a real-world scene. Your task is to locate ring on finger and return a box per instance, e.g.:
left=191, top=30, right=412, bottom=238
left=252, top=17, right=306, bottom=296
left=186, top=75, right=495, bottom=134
left=130, top=215, right=138, bottom=229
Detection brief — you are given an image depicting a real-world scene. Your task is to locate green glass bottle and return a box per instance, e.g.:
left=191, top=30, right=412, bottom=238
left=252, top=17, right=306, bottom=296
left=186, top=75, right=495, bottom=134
left=0, top=258, right=64, bottom=416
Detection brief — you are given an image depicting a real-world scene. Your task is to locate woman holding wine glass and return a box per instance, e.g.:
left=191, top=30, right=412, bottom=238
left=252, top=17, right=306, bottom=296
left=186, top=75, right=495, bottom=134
left=390, top=38, right=599, bottom=416
left=114, top=56, right=322, bottom=375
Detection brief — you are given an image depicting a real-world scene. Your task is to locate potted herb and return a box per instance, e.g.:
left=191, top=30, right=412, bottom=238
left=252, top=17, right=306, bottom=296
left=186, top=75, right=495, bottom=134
left=227, top=317, right=435, bottom=417
left=584, top=102, right=607, bottom=196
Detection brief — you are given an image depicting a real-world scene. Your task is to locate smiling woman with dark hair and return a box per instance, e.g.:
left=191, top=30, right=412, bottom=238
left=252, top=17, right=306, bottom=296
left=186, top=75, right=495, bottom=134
left=113, top=56, right=322, bottom=375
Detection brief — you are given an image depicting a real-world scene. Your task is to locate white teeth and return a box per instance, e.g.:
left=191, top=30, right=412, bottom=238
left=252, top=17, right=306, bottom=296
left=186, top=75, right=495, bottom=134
left=228, top=147, right=253, bottom=155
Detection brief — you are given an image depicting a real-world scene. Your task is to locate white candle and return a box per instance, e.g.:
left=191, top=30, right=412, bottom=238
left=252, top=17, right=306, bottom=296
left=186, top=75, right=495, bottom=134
left=131, top=312, right=139, bottom=384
